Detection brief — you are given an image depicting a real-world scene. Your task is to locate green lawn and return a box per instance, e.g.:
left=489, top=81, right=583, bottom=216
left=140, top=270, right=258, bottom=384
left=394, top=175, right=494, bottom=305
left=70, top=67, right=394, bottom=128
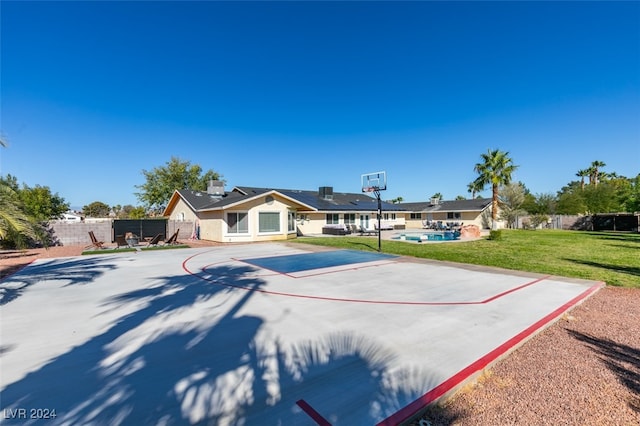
left=292, top=230, right=640, bottom=288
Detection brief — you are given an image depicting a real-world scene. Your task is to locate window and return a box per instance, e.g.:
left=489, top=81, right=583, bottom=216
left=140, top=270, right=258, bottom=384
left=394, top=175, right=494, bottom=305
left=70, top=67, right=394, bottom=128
left=288, top=211, right=296, bottom=232
left=326, top=213, right=339, bottom=224
left=344, top=213, right=356, bottom=224
left=227, top=212, right=248, bottom=233
left=259, top=212, right=280, bottom=232
left=383, top=213, right=396, bottom=221
left=447, top=212, right=461, bottom=219
left=410, top=213, right=422, bottom=220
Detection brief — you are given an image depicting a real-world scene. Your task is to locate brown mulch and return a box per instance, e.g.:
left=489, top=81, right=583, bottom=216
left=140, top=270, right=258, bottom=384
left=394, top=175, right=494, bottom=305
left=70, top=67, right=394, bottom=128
left=2, top=244, right=638, bottom=425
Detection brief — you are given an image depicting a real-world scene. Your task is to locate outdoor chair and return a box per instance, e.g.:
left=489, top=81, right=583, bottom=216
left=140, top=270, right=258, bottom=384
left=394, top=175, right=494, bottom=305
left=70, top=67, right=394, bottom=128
left=86, top=231, right=105, bottom=250
left=146, top=233, right=163, bottom=247
left=358, top=225, right=378, bottom=236
left=115, top=235, right=129, bottom=249
left=164, top=229, right=180, bottom=245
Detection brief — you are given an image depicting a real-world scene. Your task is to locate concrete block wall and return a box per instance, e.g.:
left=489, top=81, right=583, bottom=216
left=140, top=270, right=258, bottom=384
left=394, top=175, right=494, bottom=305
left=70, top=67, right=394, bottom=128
left=51, top=220, right=194, bottom=246
left=51, top=221, right=113, bottom=246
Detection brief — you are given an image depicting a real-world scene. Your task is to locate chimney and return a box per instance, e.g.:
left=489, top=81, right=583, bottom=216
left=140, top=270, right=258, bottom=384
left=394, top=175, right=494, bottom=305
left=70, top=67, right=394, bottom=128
left=430, top=197, right=440, bottom=205
left=319, top=186, right=333, bottom=200
left=207, top=180, right=225, bottom=198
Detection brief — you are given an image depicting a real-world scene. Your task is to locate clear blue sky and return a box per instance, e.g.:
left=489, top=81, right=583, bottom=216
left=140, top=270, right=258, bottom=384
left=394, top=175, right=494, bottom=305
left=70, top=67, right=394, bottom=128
left=2, top=1, right=639, bottom=208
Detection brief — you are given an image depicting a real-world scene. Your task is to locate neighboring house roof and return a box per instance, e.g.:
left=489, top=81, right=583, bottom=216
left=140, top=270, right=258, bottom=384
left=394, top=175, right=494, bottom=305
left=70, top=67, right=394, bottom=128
left=164, top=186, right=406, bottom=215
left=400, top=198, right=492, bottom=213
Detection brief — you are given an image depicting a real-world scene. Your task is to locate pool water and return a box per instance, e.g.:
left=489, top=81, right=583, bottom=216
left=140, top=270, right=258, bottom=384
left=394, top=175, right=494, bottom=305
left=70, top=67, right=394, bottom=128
left=392, top=231, right=461, bottom=242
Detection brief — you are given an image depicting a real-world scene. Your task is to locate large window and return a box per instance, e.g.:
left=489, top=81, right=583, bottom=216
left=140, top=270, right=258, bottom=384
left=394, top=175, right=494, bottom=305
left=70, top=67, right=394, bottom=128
left=227, top=212, right=248, bottom=233
left=344, top=213, right=356, bottom=224
left=326, top=213, right=339, bottom=224
left=410, top=213, right=422, bottom=220
left=447, top=212, right=462, bottom=219
left=259, top=212, right=280, bottom=233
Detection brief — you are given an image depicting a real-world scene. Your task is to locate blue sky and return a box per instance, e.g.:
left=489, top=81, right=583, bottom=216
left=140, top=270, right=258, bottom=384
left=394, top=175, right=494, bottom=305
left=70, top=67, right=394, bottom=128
left=1, top=1, right=639, bottom=208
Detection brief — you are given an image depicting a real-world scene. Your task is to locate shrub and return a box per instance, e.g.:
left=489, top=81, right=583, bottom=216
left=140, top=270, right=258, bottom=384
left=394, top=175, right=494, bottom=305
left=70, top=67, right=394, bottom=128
left=488, top=230, right=503, bottom=241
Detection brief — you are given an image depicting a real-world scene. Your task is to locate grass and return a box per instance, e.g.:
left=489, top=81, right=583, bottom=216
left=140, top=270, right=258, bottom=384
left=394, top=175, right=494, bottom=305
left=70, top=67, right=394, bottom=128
left=292, top=230, right=640, bottom=288
left=82, top=244, right=189, bottom=256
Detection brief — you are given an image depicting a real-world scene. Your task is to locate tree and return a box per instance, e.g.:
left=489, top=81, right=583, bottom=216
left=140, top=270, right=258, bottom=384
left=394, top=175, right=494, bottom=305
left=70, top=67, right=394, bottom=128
left=0, top=182, right=38, bottom=246
left=498, top=182, right=526, bottom=229
left=473, top=149, right=518, bottom=227
left=588, top=160, right=606, bottom=187
left=83, top=201, right=111, bottom=217
left=136, top=157, right=222, bottom=213
left=467, top=181, right=483, bottom=198
left=576, top=169, right=589, bottom=190
left=430, top=192, right=443, bottom=200
left=390, top=196, right=404, bottom=204
left=19, top=184, right=69, bottom=222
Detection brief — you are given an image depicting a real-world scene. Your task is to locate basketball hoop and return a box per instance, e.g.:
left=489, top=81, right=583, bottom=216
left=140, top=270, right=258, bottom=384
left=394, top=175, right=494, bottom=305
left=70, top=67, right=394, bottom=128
left=360, top=171, right=387, bottom=252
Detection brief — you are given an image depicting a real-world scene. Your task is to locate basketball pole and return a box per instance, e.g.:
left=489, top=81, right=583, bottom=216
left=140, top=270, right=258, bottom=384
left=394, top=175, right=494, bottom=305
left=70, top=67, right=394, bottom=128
left=374, top=188, right=382, bottom=252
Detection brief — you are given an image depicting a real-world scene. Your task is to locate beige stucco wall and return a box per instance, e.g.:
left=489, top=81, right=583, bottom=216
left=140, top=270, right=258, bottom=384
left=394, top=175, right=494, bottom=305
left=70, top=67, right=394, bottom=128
left=296, top=211, right=405, bottom=235
left=167, top=199, right=199, bottom=223
left=183, top=193, right=300, bottom=243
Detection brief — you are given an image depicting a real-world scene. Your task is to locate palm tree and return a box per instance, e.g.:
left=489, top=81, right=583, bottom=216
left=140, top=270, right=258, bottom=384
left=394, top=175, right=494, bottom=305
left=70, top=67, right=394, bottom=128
left=473, top=149, right=518, bottom=228
left=589, top=160, right=606, bottom=187
left=0, top=180, right=37, bottom=242
left=0, top=137, right=39, bottom=244
left=467, top=181, right=483, bottom=198
left=576, top=169, right=589, bottom=190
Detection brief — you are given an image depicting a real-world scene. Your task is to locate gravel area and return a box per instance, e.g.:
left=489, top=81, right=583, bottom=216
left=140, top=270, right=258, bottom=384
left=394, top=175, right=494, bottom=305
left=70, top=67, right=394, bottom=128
left=413, top=286, right=640, bottom=425
left=2, top=245, right=638, bottom=425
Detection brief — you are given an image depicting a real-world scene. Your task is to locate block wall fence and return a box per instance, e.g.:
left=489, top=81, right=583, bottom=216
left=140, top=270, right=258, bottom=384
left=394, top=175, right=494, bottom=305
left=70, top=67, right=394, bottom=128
left=50, top=220, right=193, bottom=246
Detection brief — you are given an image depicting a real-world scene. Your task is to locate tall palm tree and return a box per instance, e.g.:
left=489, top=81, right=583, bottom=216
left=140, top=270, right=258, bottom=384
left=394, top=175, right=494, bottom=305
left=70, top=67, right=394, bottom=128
left=576, top=169, right=589, bottom=190
left=473, top=149, right=518, bottom=227
left=590, top=160, right=606, bottom=187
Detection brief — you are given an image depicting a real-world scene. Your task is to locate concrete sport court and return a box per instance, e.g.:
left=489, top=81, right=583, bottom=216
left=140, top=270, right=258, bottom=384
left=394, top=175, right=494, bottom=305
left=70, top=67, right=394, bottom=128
left=0, top=243, right=602, bottom=425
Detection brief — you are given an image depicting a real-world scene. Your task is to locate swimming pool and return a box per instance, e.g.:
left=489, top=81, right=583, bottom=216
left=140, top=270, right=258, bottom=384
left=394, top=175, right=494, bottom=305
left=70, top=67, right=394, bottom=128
left=391, top=231, right=461, bottom=242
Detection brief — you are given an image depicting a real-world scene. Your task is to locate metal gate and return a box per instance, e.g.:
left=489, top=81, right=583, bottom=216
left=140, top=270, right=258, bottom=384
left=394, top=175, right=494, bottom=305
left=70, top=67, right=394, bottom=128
left=112, top=219, right=168, bottom=242
left=592, top=214, right=639, bottom=232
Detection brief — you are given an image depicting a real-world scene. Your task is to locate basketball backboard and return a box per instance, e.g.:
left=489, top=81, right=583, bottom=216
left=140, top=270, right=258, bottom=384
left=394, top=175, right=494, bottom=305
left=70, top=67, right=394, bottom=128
left=361, top=171, right=387, bottom=192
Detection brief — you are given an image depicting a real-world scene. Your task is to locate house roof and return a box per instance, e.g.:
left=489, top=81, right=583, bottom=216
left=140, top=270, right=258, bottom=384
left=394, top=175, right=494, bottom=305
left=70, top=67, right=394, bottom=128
left=399, top=198, right=492, bottom=212
left=235, top=186, right=405, bottom=212
left=164, top=186, right=488, bottom=216
left=165, top=186, right=406, bottom=215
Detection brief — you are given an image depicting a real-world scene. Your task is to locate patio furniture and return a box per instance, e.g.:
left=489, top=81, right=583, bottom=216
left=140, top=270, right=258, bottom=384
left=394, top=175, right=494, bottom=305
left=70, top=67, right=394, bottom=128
left=322, top=225, right=350, bottom=235
left=164, top=229, right=180, bottom=245
left=115, top=235, right=129, bottom=249
left=86, top=231, right=105, bottom=250
left=146, top=233, right=163, bottom=247
left=358, top=225, right=378, bottom=236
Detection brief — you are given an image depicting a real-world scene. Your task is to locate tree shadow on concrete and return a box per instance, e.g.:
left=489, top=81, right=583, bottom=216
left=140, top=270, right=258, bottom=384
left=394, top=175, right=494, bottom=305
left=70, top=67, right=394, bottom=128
left=1, top=260, right=444, bottom=424
left=568, top=329, right=640, bottom=413
left=0, top=256, right=118, bottom=305
left=562, top=258, right=640, bottom=279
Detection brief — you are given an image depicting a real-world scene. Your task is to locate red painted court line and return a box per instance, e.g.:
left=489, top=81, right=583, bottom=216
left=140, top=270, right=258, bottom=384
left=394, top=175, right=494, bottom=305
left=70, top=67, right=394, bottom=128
left=296, top=399, right=331, bottom=426
left=376, top=281, right=605, bottom=426
left=480, top=275, right=549, bottom=303
left=182, top=252, right=560, bottom=306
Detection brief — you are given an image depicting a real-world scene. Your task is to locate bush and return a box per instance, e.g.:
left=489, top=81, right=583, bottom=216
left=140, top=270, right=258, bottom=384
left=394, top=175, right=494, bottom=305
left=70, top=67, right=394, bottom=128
left=488, top=230, right=503, bottom=241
